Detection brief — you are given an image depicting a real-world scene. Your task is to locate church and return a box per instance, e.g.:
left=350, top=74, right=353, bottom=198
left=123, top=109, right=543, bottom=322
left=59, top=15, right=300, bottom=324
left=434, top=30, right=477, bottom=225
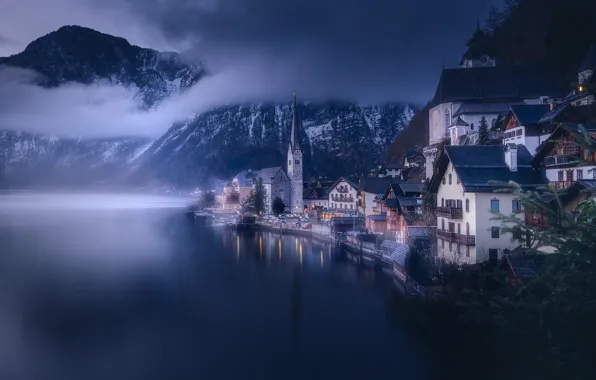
left=229, top=93, right=304, bottom=214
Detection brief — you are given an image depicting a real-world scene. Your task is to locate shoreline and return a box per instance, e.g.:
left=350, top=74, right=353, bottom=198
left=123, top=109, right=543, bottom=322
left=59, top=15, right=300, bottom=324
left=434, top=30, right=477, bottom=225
left=254, top=223, right=335, bottom=243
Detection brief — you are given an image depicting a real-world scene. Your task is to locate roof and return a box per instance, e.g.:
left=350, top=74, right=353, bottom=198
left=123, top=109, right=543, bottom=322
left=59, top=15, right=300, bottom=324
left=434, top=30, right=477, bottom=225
left=396, top=197, right=422, bottom=208
left=453, top=102, right=514, bottom=116
left=388, top=243, right=409, bottom=267
left=432, top=65, right=567, bottom=104
left=398, top=182, right=424, bottom=195
left=385, top=163, right=402, bottom=170
left=579, top=44, right=596, bottom=73
left=256, top=167, right=285, bottom=184
left=369, top=214, right=387, bottom=222
left=386, top=198, right=398, bottom=209
left=233, top=170, right=257, bottom=187
left=509, top=104, right=550, bottom=125
left=506, top=254, right=548, bottom=279
left=303, top=186, right=329, bottom=200
left=289, top=93, right=302, bottom=152
left=407, top=227, right=430, bottom=238
left=450, top=116, right=470, bottom=127
left=329, top=177, right=358, bottom=192
left=430, top=145, right=549, bottom=193
left=359, top=177, right=393, bottom=194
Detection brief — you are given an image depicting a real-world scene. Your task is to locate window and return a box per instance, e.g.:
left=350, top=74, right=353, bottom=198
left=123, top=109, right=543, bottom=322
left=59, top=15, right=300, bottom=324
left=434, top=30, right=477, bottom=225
left=445, top=109, right=451, bottom=127
left=441, top=198, right=445, bottom=207
left=512, top=199, right=522, bottom=213
left=466, top=246, right=470, bottom=257
left=491, top=226, right=500, bottom=238
left=442, top=176, right=446, bottom=185
left=465, top=198, right=470, bottom=212
left=466, top=222, right=470, bottom=235
left=441, top=239, right=445, bottom=249
left=566, top=170, right=573, bottom=182
left=457, top=223, right=461, bottom=234
left=295, top=159, right=300, bottom=165
left=449, top=242, right=452, bottom=251
left=471, top=123, right=474, bottom=130
left=448, top=174, right=452, bottom=185
left=490, top=199, right=500, bottom=212
left=441, top=218, right=445, bottom=230
left=558, top=170, right=564, bottom=181
left=457, top=199, right=462, bottom=209
left=577, top=169, right=583, bottom=180
left=289, top=160, right=292, bottom=166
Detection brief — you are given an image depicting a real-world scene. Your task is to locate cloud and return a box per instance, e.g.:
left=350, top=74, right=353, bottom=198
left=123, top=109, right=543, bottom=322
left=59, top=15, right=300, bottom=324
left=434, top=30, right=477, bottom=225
left=0, top=0, right=503, bottom=138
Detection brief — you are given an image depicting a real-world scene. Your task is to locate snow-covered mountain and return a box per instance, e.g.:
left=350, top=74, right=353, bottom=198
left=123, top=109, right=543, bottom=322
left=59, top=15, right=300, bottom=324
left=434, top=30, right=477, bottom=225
left=0, top=26, right=416, bottom=189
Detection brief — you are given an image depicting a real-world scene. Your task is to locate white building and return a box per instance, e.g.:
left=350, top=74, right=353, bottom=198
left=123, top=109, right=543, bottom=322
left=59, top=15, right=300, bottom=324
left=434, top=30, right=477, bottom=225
left=328, top=177, right=358, bottom=212
left=423, top=47, right=566, bottom=179
left=358, top=177, right=393, bottom=216
left=303, top=187, right=329, bottom=210
left=255, top=167, right=291, bottom=214
left=429, top=144, right=548, bottom=265
left=501, top=104, right=552, bottom=156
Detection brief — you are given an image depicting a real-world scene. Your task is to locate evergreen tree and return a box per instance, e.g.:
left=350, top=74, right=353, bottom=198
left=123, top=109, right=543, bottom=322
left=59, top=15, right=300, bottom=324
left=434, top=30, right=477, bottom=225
left=199, top=190, right=216, bottom=209
left=478, top=116, right=489, bottom=145
left=272, top=196, right=285, bottom=215
left=252, top=176, right=266, bottom=214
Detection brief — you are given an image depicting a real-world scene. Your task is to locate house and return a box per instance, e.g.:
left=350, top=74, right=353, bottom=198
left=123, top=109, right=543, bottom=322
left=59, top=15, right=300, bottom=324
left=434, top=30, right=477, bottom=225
left=383, top=163, right=402, bottom=178
left=429, top=144, right=549, bottom=264
left=328, top=177, right=358, bottom=212
left=532, top=123, right=596, bottom=188
left=366, top=214, right=387, bottom=233
left=303, top=186, right=329, bottom=212
left=231, top=169, right=257, bottom=204
left=222, top=182, right=241, bottom=210
left=358, top=177, right=394, bottom=216
left=403, top=150, right=425, bottom=169
left=501, top=104, right=552, bottom=155
left=423, top=46, right=567, bottom=179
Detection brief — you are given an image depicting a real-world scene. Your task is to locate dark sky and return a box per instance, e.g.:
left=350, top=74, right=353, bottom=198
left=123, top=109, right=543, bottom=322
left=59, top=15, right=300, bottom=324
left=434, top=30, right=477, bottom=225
left=0, top=0, right=501, bottom=137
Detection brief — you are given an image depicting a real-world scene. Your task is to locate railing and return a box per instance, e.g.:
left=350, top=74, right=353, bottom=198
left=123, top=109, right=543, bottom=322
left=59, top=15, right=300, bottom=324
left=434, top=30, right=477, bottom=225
left=436, top=206, right=463, bottom=219
left=544, top=155, right=580, bottom=167
left=436, top=229, right=476, bottom=246
left=336, top=187, right=349, bottom=193
left=331, top=196, right=354, bottom=202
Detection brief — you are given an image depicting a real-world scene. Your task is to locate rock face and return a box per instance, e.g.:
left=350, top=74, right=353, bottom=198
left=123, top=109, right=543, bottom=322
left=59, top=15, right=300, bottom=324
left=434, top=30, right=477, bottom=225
left=0, top=26, right=416, bottom=189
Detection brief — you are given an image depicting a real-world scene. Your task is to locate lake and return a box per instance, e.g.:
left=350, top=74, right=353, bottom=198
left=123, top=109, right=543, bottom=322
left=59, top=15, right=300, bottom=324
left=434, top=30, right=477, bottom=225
left=0, top=193, right=476, bottom=380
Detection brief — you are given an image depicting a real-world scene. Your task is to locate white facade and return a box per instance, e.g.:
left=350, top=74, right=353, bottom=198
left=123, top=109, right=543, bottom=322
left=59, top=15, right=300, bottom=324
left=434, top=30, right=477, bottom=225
left=304, top=198, right=328, bottom=209
left=436, top=162, right=524, bottom=264
left=502, top=126, right=550, bottom=156
left=328, top=179, right=358, bottom=212
left=360, top=191, right=378, bottom=216
left=545, top=166, right=596, bottom=183
left=287, top=93, right=304, bottom=214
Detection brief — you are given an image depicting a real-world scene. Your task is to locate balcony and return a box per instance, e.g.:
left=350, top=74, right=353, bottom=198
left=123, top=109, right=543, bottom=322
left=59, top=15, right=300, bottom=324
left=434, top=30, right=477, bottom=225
left=554, top=181, right=572, bottom=189
left=336, top=187, right=349, bottom=193
left=332, top=196, right=353, bottom=202
left=436, top=229, right=476, bottom=246
left=544, top=154, right=580, bottom=168
left=436, top=206, right=463, bottom=219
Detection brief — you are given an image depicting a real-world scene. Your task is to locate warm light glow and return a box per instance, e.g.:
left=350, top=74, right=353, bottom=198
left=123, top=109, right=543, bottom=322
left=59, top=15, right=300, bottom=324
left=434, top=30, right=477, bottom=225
left=236, top=235, right=240, bottom=263
left=259, top=235, right=262, bottom=257
left=320, top=250, right=324, bottom=267
left=278, top=239, right=282, bottom=259
left=299, top=244, right=303, bottom=266
left=579, top=85, right=584, bottom=92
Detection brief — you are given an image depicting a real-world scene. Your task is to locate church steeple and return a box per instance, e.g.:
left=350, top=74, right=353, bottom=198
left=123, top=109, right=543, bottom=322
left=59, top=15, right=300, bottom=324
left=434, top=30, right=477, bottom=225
left=290, top=92, right=301, bottom=152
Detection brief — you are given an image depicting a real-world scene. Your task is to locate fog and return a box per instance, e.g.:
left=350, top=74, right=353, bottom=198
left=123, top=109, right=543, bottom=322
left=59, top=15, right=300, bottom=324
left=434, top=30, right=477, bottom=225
left=0, top=192, right=198, bottom=379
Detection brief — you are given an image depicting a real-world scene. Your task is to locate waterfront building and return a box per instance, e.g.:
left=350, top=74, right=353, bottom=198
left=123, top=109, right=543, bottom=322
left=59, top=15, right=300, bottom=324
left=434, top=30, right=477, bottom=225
left=303, top=186, right=330, bottom=214
left=501, top=104, right=552, bottom=156
left=429, top=144, right=548, bottom=264
left=358, top=177, right=394, bottom=216
left=328, top=177, right=358, bottom=212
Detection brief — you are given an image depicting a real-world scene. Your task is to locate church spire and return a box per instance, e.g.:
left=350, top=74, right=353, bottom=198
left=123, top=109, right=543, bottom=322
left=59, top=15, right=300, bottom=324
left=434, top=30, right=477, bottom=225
left=290, top=92, right=300, bottom=152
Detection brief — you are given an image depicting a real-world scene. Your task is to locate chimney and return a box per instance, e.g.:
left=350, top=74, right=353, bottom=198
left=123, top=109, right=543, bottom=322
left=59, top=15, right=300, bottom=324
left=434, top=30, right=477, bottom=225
left=504, top=144, right=518, bottom=172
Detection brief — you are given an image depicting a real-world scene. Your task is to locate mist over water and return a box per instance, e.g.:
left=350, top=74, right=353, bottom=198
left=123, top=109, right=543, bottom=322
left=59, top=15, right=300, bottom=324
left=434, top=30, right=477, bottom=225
left=0, top=193, right=434, bottom=380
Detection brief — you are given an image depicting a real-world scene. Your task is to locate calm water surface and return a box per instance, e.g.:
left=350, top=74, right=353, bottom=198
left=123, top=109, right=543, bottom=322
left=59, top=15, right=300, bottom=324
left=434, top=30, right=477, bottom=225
left=0, top=193, right=453, bottom=380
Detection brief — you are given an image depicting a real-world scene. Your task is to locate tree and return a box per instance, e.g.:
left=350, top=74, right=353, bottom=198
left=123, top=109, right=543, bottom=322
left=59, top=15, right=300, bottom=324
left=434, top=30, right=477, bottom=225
left=252, top=176, right=266, bottom=214
left=272, top=196, right=285, bottom=215
left=200, top=190, right=216, bottom=209
left=477, top=116, right=489, bottom=145
left=241, top=192, right=255, bottom=214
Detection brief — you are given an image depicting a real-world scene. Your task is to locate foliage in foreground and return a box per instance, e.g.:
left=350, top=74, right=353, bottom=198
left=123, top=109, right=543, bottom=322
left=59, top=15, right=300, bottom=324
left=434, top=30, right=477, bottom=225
left=272, top=196, right=285, bottom=215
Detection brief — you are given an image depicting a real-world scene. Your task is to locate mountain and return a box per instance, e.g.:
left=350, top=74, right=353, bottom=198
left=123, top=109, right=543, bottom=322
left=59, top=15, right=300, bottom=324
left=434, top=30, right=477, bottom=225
left=0, top=26, right=416, bottom=189
left=131, top=102, right=416, bottom=187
